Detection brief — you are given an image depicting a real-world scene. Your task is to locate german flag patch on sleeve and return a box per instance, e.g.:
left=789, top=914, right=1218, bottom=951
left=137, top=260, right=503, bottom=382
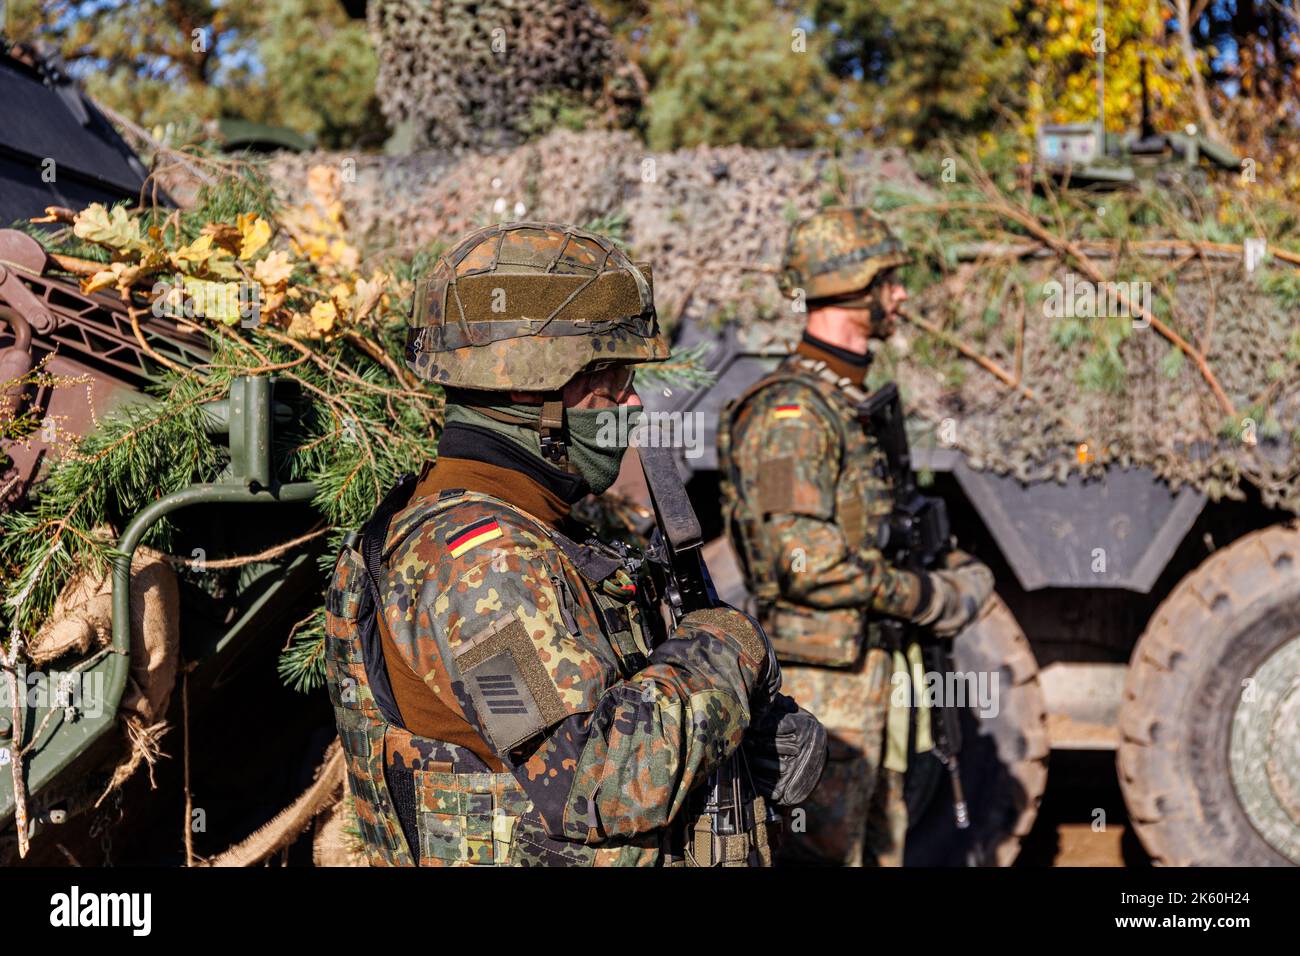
left=446, top=517, right=504, bottom=558
left=773, top=403, right=802, bottom=420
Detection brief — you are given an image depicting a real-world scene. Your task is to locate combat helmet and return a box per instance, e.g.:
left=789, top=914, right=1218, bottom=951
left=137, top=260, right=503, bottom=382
left=777, top=207, right=911, bottom=302
left=406, top=221, right=669, bottom=392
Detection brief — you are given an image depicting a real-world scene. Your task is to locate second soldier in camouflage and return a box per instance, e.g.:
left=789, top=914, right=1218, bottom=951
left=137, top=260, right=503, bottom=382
left=719, top=208, right=994, bottom=866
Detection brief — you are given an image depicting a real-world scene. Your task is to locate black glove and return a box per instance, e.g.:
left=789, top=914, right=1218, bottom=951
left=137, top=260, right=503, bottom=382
left=741, top=693, right=828, bottom=807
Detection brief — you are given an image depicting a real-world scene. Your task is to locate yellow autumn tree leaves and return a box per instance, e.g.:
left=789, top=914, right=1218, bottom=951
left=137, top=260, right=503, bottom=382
left=70, top=165, right=390, bottom=339
left=1023, top=0, right=1190, bottom=136
left=277, top=166, right=387, bottom=338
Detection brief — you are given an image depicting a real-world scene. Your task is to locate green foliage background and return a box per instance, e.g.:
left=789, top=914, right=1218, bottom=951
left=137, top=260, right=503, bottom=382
left=10, top=0, right=383, bottom=149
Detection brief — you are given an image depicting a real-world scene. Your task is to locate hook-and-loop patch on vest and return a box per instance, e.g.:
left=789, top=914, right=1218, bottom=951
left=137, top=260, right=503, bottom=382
left=452, top=610, right=570, bottom=756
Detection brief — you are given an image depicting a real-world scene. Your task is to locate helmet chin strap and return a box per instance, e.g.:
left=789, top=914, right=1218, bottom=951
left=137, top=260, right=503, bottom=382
left=537, top=396, right=569, bottom=468
left=867, top=301, right=891, bottom=338
left=467, top=393, right=573, bottom=471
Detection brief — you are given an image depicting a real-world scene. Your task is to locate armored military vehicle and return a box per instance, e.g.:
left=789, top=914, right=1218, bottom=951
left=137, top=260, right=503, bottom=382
left=639, top=249, right=1300, bottom=867
left=0, top=227, right=335, bottom=863
left=0, top=44, right=336, bottom=864
left=1036, top=52, right=1240, bottom=190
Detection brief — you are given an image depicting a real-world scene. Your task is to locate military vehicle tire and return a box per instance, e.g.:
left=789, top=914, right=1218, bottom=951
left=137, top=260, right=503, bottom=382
left=1118, top=524, right=1300, bottom=866
left=904, top=593, right=1049, bottom=866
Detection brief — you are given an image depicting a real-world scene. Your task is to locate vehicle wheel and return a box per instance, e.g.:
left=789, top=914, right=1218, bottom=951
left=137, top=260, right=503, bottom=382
left=905, top=593, right=1050, bottom=866
left=1118, top=523, right=1300, bottom=866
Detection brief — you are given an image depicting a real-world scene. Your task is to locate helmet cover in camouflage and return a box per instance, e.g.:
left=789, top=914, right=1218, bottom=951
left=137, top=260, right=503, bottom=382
left=406, top=221, right=669, bottom=391
left=777, top=207, right=911, bottom=302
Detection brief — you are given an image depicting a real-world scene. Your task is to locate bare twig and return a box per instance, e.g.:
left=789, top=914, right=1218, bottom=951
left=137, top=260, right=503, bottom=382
left=913, top=196, right=1238, bottom=418
left=182, top=666, right=194, bottom=868
left=168, top=525, right=330, bottom=570
left=900, top=307, right=1034, bottom=400
left=47, top=253, right=105, bottom=276
left=125, top=303, right=191, bottom=377
left=262, top=328, right=433, bottom=404
left=1014, top=284, right=1026, bottom=387
left=1174, top=0, right=1224, bottom=143
left=342, top=330, right=422, bottom=393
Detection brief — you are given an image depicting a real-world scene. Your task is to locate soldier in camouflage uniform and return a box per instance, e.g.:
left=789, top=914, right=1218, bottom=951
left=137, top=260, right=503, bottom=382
left=718, top=208, right=994, bottom=866
left=324, top=221, right=823, bottom=866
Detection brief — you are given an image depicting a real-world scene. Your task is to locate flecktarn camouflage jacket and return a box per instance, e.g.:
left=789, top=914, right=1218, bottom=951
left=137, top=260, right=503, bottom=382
left=325, top=487, right=765, bottom=866
left=719, top=355, right=926, bottom=667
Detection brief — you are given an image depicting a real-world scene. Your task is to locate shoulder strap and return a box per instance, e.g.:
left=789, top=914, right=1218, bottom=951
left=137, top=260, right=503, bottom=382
left=726, top=355, right=802, bottom=420
left=728, top=354, right=867, bottom=424
left=355, top=472, right=418, bottom=729
left=788, top=355, right=871, bottom=407
left=547, top=527, right=623, bottom=583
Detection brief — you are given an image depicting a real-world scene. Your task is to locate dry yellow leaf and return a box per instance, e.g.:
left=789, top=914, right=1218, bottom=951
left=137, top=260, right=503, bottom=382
left=260, top=287, right=286, bottom=317
left=306, top=165, right=341, bottom=210
left=183, top=276, right=246, bottom=325
left=328, top=239, right=359, bottom=273
left=254, top=249, right=293, bottom=287
left=73, top=203, right=148, bottom=253
left=201, top=222, right=242, bottom=253
left=292, top=234, right=330, bottom=263
left=309, top=299, right=337, bottom=334
left=238, top=214, right=272, bottom=260
left=286, top=311, right=314, bottom=338
left=352, top=272, right=388, bottom=322
left=82, top=268, right=120, bottom=294
left=81, top=261, right=144, bottom=296
left=173, top=233, right=214, bottom=265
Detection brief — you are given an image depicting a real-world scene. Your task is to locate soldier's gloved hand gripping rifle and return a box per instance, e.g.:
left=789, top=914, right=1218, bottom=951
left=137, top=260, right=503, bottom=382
left=637, top=438, right=794, bottom=866
left=858, top=382, right=972, bottom=834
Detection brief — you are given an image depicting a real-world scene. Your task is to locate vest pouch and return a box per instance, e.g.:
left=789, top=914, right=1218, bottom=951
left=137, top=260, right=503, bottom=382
left=333, top=705, right=414, bottom=864
left=414, top=769, right=530, bottom=866
left=590, top=587, right=650, bottom=675
left=509, top=811, right=662, bottom=867
left=764, top=601, right=865, bottom=668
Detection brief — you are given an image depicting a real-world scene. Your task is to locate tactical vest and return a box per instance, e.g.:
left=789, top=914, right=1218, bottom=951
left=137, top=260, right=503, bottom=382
left=718, top=355, right=895, bottom=668
left=324, top=479, right=668, bottom=866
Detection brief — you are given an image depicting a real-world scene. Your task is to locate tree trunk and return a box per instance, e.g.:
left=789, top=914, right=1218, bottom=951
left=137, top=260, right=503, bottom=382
left=1174, top=0, right=1223, bottom=142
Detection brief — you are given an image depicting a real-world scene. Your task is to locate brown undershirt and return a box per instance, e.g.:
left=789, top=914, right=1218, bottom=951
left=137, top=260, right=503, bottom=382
left=795, top=334, right=870, bottom=387
left=377, top=456, right=572, bottom=772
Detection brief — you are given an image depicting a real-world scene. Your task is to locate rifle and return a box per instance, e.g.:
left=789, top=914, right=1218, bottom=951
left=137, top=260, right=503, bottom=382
left=858, top=382, right=971, bottom=833
left=637, top=438, right=777, bottom=866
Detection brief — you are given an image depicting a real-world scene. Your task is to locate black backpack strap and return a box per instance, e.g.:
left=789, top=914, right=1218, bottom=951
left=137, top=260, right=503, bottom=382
left=355, top=472, right=418, bottom=729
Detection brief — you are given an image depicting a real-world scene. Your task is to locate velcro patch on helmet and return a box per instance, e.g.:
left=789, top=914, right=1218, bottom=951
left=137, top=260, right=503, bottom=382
left=772, top=404, right=802, bottom=420
left=447, top=271, right=646, bottom=329
left=446, top=518, right=503, bottom=558
left=454, top=613, right=569, bottom=756
left=811, top=238, right=904, bottom=277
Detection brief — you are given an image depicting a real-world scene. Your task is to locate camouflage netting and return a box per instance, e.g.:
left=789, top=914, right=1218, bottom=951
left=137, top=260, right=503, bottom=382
left=267, top=130, right=1300, bottom=513
left=900, top=258, right=1300, bottom=513
left=368, top=0, right=632, bottom=149
left=268, top=129, right=922, bottom=339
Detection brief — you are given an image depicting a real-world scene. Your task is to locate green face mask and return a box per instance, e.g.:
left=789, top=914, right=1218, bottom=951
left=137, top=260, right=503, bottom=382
left=443, top=396, right=642, bottom=497
left=565, top=404, right=644, bottom=495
